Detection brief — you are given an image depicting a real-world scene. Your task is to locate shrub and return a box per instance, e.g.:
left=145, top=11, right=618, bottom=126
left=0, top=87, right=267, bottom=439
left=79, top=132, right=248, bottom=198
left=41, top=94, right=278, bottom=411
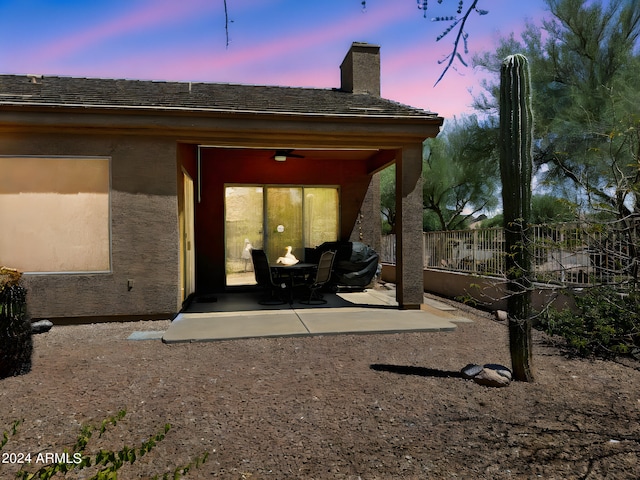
left=0, top=267, right=32, bottom=379
left=538, top=286, right=640, bottom=358
left=1, top=410, right=208, bottom=479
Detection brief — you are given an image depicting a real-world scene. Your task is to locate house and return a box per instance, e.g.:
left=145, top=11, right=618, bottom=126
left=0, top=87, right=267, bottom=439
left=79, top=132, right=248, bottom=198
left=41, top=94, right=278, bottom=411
left=0, top=42, right=443, bottom=322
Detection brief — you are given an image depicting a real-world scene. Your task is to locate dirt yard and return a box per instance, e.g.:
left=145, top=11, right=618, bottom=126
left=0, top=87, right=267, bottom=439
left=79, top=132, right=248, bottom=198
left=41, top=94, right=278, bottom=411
left=1, top=296, right=639, bottom=479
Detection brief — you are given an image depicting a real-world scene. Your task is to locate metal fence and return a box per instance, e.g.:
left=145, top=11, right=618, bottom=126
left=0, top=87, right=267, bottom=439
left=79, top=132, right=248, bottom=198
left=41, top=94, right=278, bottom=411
left=381, top=219, right=639, bottom=286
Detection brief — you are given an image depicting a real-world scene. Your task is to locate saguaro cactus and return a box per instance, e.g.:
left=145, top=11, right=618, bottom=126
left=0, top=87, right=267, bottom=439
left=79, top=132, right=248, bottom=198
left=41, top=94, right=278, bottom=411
left=499, top=54, right=534, bottom=382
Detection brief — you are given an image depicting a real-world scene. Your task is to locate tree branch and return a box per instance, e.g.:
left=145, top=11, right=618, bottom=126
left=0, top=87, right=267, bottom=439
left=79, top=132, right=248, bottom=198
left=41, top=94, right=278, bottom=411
left=361, top=1, right=488, bottom=86
left=433, top=0, right=480, bottom=86
left=224, top=0, right=230, bottom=48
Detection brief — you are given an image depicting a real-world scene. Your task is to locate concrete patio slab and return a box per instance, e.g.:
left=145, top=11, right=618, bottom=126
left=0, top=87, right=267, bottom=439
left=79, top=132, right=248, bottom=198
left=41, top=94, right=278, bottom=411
left=162, top=310, right=310, bottom=343
left=423, top=297, right=459, bottom=311
left=337, top=290, right=397, bottom=307
left=297, top=307, right=457, bottom=335
left=162, top=308, right=459, bottom=343
left=161, top=289, right=469, bottom=343
left=446, top=315, right=475, bottom=324
left=127, top=331, right=165, bottom=341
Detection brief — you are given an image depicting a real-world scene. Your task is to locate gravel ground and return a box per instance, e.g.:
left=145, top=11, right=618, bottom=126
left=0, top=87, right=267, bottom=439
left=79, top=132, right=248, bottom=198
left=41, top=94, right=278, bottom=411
left=1, top=297, right=640, bottom=479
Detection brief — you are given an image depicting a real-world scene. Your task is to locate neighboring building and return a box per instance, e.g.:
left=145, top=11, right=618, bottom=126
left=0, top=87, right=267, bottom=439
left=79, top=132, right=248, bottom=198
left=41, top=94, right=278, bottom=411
left=0, top=42, right=443, bottom=322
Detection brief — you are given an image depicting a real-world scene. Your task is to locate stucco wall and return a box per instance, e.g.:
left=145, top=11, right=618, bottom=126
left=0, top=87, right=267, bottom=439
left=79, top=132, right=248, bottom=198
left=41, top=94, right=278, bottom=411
left=381, top=264, right=576, bottom=314
left=0, top=133, right=180, bottom=320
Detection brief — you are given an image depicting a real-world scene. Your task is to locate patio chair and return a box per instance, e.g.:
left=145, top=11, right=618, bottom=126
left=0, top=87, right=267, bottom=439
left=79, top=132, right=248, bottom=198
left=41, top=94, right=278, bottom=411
left=251, top=249, right=287, bottom=305
left=299, top=250, right=336, bottom=305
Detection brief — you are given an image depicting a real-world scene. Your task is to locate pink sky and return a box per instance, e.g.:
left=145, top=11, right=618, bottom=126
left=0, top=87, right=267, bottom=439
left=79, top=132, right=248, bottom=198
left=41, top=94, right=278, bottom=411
left=0, top=0, right=550, bottom=119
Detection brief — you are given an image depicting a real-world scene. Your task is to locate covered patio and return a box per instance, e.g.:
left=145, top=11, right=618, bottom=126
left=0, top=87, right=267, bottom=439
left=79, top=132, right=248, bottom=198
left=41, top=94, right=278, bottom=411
left=161, top=287, right=472, bottom=343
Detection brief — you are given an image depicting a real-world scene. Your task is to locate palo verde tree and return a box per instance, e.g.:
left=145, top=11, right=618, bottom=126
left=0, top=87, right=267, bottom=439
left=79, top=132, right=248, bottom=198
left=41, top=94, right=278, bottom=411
left=474, top=0, right=640, bottom=286
left=536, top=0, right=640, bottom=218
left=499, top=54, right=535, bottom=382
left=422, top=115, right=500, bottom=230
left=474, top=0, right=640, bottom=219
left=380, top=115, right=499, bottom=232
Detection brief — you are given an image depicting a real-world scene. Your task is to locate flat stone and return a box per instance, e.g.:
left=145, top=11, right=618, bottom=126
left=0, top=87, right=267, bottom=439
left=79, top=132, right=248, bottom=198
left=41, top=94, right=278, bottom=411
left=484, top=363, right=513, bottom=381
left=31, top=319, right=53, bottom=334
left=461, top=363, right=483, bottom=379
left=473, top=368, right=511, bottom=387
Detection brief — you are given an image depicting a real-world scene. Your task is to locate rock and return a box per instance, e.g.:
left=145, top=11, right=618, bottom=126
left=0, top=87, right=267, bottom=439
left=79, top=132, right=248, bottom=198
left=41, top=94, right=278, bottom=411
left=31, top=319, right=53, bottom=334
left=495, top=310, right=508, bottom=321
left=460, top=363, right=483, bottom=379
left=461, top=362, right=512, bottom=387
left=473, top=367, right=511, bottom=387
left=483, top=363, right=513, bottom=381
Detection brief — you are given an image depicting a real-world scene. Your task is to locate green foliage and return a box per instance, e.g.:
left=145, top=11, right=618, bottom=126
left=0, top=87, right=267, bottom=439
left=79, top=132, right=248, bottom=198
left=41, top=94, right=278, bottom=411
left=455, top=283, right=482, bottom=307
left=480, top=213, right=503, bottom=228
left=483, top=194, right=577, bottom=228
left=530, top=194, right=577, bottom=225
left=422, top=115, right=500, bottom=231
left=474, top=0, right=640, bottom=221
left=381, top=115, right=500, bottom=233
left=539, top=286, right=640, bottom=358
left=0, top=283, right=32, bottom=379
left=1, top=420, right=22, bottom=451
left=1, top=410, right=208, bottom=480
left=422, top=209, right=447, bottom=232
left=380, top=164, right=396, bottom=233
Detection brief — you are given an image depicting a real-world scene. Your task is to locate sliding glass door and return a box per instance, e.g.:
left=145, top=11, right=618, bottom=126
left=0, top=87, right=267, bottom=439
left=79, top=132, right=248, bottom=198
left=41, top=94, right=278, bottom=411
left=225, top=185, right=339, bottom=286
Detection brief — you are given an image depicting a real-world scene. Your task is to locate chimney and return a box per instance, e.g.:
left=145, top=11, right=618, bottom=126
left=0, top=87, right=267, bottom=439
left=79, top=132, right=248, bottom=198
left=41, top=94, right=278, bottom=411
left=340, top=42, right=380, bottom=96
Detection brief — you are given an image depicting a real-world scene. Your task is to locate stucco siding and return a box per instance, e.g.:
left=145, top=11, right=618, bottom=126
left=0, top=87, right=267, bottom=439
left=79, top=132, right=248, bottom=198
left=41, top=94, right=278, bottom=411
left=1, top=133, right=180, bottom=320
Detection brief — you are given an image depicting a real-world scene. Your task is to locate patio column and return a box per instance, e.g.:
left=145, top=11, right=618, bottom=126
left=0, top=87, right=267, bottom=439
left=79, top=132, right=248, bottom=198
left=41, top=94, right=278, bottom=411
left=395, top=143, right=424, bottom=309
left=350, top=172, right=381, bottom=254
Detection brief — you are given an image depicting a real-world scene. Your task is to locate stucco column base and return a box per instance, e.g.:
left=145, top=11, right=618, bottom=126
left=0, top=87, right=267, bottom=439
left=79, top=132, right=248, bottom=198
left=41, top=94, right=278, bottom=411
left=403, top=303, right=422, bottom=310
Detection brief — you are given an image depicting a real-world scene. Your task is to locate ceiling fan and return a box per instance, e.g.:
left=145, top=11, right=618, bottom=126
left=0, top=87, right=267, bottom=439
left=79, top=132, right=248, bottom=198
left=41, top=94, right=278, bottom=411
left=273, top=149, right=305, bottom=161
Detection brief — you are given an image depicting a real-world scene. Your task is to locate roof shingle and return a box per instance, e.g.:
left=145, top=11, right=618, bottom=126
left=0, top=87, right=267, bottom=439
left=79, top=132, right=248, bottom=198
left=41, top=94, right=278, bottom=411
left=0, top=74, right=438, bottom=119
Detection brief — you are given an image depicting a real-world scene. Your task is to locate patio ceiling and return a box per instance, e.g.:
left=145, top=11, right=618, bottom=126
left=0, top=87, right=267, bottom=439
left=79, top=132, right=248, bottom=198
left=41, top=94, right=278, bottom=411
left=198, top=146, right=397, bottom=175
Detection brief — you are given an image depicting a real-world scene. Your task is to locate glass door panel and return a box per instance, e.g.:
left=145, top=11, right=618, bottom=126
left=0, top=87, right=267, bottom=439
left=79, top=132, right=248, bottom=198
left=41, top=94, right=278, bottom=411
left=224, top=186, right=263, bottom=285
left=304, top=187, right=339, bottom=248
left=266, top=187, right=303, bottom=264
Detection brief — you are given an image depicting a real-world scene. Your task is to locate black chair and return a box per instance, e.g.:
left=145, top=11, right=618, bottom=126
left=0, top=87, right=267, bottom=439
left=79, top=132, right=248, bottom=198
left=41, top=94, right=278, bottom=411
left=251, top=249, right=287, bottom=305
left=299, top=250, right=336, bottom=305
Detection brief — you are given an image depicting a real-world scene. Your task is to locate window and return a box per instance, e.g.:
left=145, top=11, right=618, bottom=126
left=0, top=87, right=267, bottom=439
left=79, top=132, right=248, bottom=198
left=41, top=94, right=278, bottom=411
left=0, top=156, right=110, bottom=273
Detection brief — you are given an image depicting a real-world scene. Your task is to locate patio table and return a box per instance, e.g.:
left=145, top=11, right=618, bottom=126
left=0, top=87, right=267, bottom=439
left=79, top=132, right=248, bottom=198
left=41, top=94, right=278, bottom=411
left=270, top=263, right=317, bottom=304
